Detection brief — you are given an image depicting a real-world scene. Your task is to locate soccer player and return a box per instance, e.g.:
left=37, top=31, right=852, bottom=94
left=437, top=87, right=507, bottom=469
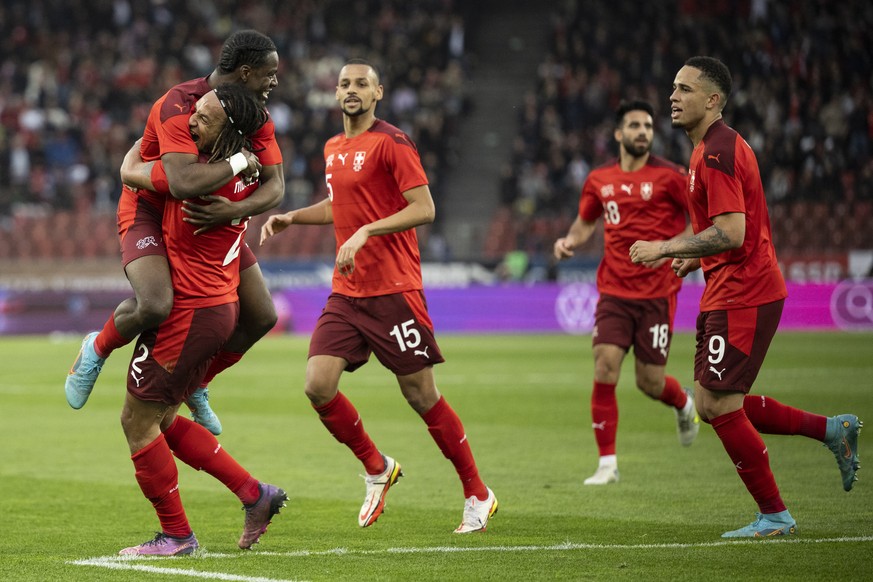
left=65, top=30, right=285, bottom=435
left=629, top=56, right=862, bottom=537
left=115, top=84, right=287, bottom=556
left=259, top=59, right=497, bottom=533
left=554, top=100, right=698, bottom=485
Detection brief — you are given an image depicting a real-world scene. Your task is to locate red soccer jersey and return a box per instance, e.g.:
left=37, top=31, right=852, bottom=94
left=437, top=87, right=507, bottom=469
left=579, top=155, right=689, bottom=299
left=324, top=119, right=428, bottom=297
left=137, top=77, right=282, bottom=209
left=686, top=120, right=787, bottom=311
left=151, top=161, right=259, bottom=309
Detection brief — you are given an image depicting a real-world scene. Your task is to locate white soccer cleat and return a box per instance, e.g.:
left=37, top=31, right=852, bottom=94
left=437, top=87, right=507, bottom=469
left=583, top=465, right=619, bottom=485
left=358, top=455, right=402, bottom=527
left=676, top=388, right=700, bottom=447
left=454, top=487, right=498, bottom=534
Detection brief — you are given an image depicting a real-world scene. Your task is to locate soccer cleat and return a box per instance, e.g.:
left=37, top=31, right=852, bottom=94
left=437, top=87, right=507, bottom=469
left=824, top=414, right=862, bottom=492
left=187, top=387, right=222, bottom=435
left=65, top=331, right=106, bottom=409
left=454, top=487, right=498, bottom=534
left=721, top=511, right=797, bottom=538
left=583, top=465, right=619, bottom=485
left=358, top=455, right=403, bottom=527
left=675, top=388, right=700, bottom=447
left=118, top=532, right=199, bottom=556
left=239, top=483, right=288, bottom=549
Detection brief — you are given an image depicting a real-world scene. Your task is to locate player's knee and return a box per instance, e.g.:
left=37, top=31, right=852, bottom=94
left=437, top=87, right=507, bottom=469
left=241, top=303, right=278, bottom=337
left=136, top=295, right=173, bottom=328
left=304, top=379, right=334, bottom=407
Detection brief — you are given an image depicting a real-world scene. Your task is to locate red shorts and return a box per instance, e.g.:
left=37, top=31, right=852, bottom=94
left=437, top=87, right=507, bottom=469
left=117, top=185, right=257, bottom=270
left=694, top=299, right=784, bottom=393
left=126, top=301, right=239, bottom=405
left=118, top=186, right=166, bottom=267
left=309, top=291, right=445, bottom=376
left=592, top=294, right=677, bottom=365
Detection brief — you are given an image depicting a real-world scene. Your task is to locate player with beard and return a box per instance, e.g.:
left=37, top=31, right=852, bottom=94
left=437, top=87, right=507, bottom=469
left=260, top=59, right=497, bottom=533
left=554, top=100, right=697, bottom=486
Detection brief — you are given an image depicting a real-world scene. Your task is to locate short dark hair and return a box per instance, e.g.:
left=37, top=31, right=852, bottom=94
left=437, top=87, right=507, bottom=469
left=217, top=30, right=277, bottom=74
left=615, top=100, right=654, bottom=127
left=209, top=83, right=268, bottom=162
left=344, top=58, right=381, bottom=84
left=685, top=56, right=732, bottom=101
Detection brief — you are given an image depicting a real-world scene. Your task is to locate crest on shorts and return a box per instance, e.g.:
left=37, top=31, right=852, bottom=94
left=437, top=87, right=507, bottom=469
left=136, top=236, right=159, bottom=250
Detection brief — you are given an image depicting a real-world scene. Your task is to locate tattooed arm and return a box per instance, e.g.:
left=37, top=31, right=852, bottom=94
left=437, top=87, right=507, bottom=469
left=628, top=212, right=744, bottom=264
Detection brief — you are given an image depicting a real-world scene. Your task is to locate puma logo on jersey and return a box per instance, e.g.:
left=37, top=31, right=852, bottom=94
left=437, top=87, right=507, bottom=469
left=707, top=153, right=721, bottom=163
left=709, top=366, right=726, bottom=380
left=620, top=184, right=633, bottom=195
left=337, top=153, right=348, bottom=165
left=414, top=346, right=430, bottom=358
left=174, top=103, right=187, bottom=113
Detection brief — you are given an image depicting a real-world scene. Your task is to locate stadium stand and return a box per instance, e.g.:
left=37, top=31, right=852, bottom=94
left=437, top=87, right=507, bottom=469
left=0, top=0, right=472, bottom=265
left=1, top=1, right=871, bottom=276
left=490, top=0, right=873, bottom=268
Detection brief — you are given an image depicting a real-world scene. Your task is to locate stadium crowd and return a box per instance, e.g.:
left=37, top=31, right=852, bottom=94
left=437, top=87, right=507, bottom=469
left=0, top=0, right=470, bottom=260
left=489, top=0, right=873, bottom=264
left=1, top=1, right=871, bottom=266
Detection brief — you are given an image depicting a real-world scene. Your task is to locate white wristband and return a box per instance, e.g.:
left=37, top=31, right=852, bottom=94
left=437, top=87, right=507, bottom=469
left=228, top=152, right=248, bottom=176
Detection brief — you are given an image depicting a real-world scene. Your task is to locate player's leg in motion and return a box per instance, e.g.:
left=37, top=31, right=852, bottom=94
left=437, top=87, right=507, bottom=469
left=634, top=361, right=699, bottom=447
left=305, top=354, right=395, bottom=527
left=66, top=254, right=172, bottom=409
left=186, top=261, right=278, bottom=435
left=698, top=386, right=797, bottom=538
left=118, top=394, right=198, bottom=556
left=399, top=367, right=497, bottom=533
left=743, top=394, right=862, bottom=491
left=585, top=344, right=625, bottom=485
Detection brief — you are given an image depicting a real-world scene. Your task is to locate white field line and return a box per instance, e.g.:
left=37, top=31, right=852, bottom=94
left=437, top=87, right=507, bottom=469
left=68, top=555, right=306, bottom=582
left=68, top=536, right=873, bottom=579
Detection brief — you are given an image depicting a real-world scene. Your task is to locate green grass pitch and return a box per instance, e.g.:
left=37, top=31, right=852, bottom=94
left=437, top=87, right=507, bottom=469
left=1, top=331, right=871, bottom=581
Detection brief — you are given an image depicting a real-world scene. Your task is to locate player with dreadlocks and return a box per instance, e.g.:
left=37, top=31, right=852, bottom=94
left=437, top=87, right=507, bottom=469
left=108, top=82, right=287, bottom=556
left=66, top=30, right=284, bottom=437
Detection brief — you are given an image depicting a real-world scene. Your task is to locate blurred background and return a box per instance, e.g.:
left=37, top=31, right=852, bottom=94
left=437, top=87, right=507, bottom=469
left=1, top=0, right=872, bottom=334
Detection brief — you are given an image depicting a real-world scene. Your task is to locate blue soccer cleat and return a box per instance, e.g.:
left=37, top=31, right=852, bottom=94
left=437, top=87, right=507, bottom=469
left=65, top=331, right=105, bottom=409
left=824, top=414, right=862, bottom=491
left=722, top=510, right=797, bottom=538
left=187, top=387, right=223, bottom=435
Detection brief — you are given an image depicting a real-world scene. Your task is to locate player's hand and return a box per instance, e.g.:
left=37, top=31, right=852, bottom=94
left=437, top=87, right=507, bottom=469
left=240, top=148, right=261, bottom=184
left=629, top=240, right=663, bottom=264
left=336, top=228, right=369, bottom=277
left=182, top=195, right=238, bottom=234
left=260, top=212, right=295, bottom=245
left=553, top=237, right=574, bottom=261
left=672, top=257, right=701, bottom=278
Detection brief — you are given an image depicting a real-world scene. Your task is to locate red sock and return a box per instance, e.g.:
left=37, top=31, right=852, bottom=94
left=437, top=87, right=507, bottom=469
left=743, top=395, right=827, bottom=440
left=711, top=408, right=785, bottom=514
left=422, top=396, right=487, bottom=500
left=591, top=381, right=618, bottom=456
left=94, top=315, right=130, bottom=358
left=163, top=416, right=260, bottom=505
left=658, top=375, right=688, bottom=409
left=131, top=434, right=191, bottom=538
left=201, top=350, right=244, bottom=387
left=313, top=392, right=383, bottom=475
